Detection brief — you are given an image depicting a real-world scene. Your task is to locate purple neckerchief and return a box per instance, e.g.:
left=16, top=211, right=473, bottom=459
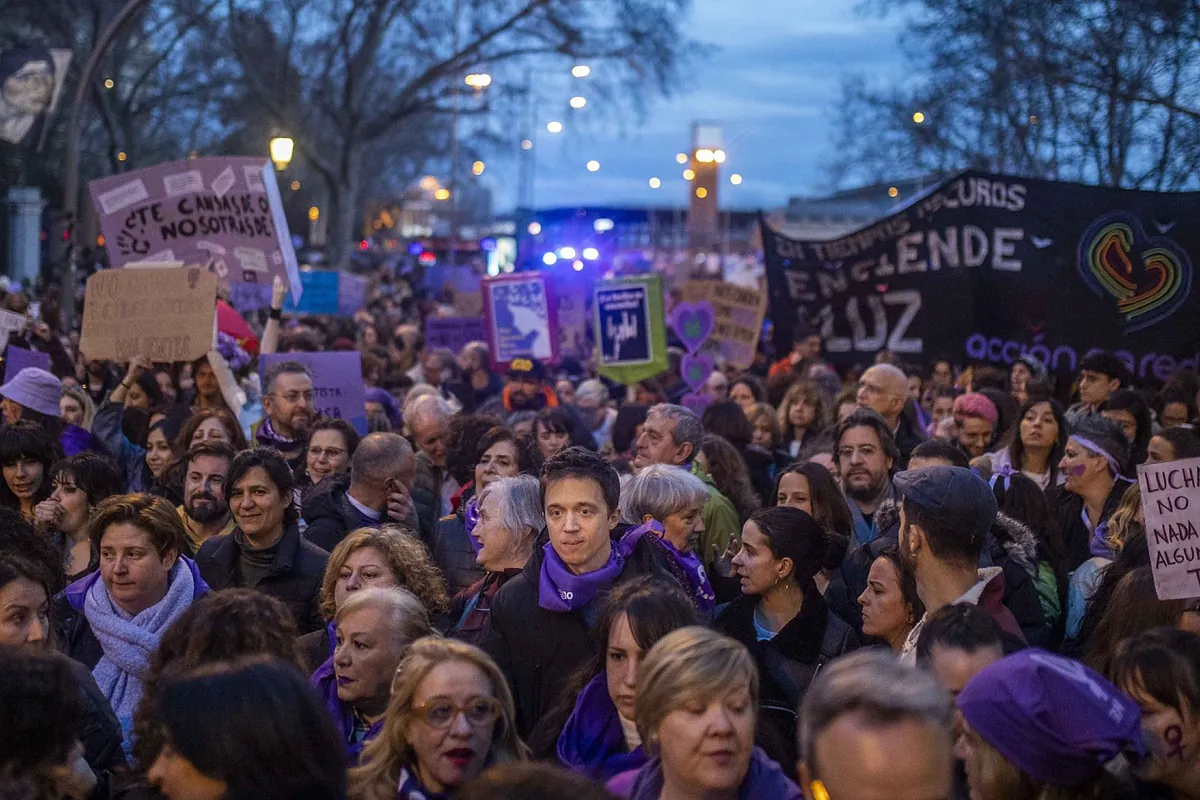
left=641, top=520, right=715, bottom=612
left=323, top=620, right=337, bottom=660
left=255, top=416, right=299, bottom=449
left=989, top=463, right=1017, bottom=492
left=397, top=766, right=449, bottom=800
left=464, top=496, right=481, bottom=555
left=311, top=654, right=381, bottom=763
left=557, top=673, right=647, bottom=781
left=1089, top=521, right=1114, bottom=559
left=538, top=524, right=651, bottom=613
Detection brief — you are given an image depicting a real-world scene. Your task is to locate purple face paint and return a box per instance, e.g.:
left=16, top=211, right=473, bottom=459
left=1165, top=724, right=1185, bottom=760
left=1068, top=464, right=1088, bottom=478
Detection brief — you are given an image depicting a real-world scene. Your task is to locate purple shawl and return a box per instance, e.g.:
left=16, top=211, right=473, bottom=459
left=538, top=523, right=654, bottom=613
left=557, top=673, right=646, bottom=781
left=311, top=654, right=382, bottom=763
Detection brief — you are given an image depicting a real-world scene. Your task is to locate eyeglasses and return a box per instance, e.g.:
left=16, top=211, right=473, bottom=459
left=271, top=391, right=314, bottom=404
left=837, top=445, right=879, bottom=461
left=308, top=446, right=347, bottom=460
left=411, top=696, right=501, bottom=729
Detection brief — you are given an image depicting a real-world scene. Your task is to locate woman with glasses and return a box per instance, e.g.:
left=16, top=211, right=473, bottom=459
left=350, top=637, right=527, bottom=799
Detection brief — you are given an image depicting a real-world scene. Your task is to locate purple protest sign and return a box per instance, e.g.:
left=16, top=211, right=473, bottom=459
left=89, top=156, right=303, bottom=304
left=426, top=317, right=485, bottom=354
left=3, top=346, right=51, bottom=383
left=670, top=301, right=715, bottom=354
left=260, top=352, right=367, bottom=435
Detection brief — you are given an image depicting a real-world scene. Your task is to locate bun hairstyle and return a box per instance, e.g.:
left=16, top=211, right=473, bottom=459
left=747, top=506, right=840, bottom=591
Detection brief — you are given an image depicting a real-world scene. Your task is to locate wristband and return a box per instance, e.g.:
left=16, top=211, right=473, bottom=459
left=269, top=307, right=282, bottom=321
left=120, top=381, right=132, bottom=390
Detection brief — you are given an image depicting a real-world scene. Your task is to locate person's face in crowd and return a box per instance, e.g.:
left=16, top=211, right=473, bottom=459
left=306, top=429, right=351, bottom=485
left=1161, top=402, right=1191, bottom=429
left=192, top=363, right=219, bottom=401
left=156, top=371, right=178, bottom=406
left=605, top=613, right=644, bottom=722
left=334, top=546, right=397, bottom=611
left=732, top=520, right=789, bottom=596
left=98, top=522, right=177, bottom=616
left=333, top=604, right=403, bottom=714
left=1019, top=401, right=1058, bottom=453
left=1078, top=369, right=1118, bottom=407
left=3, top=457, right=43, bottom=502
left=229, top=467, right=287, bottom=545
left=798, top=334, right=822, bottom=361
left=405, top=660, right=500, bottom=793
left=956, top=719, right=1024, bottom=800
left=836, top=425, right=892, bottom=503
left=907, top=375, right=922, bottom=403
left=804, top=712, right=952, bottom=800
left=857, top=557, right=912, bottom=647
left=751, top=417, right=775, bottom=449
left=956, top=416, right=994, bottom=458
left=49, top=472, right=90, bottom=535
left=536, top=422, right=570, bottom=461
left=190, top=417, right=231, bottom=448
left=705, top=372, right=729, bottom=404
left=776, top=472, right=812, bottom=515
left=362, top=326, right=380, bottom=348
left=930, top=396, right=955, bottom=429
left=556, top=380, right=577, bottom=406
left=634, top=414, right=689, bottom=469
left=1146, top=435, right=1178, bottom=466
left=927, top=644, right=1003, bottom=699
left=1010, top=362, right=1032, bottom=395
left=124, top=380, right=151, bottom=411
left=474, top=440, right=519, bottom=494
left=145, top=428, right=173, bottom=479
left=474, top=490, right=526, bottom=571
left=411, top=415, right=447, bottom=467
left=655, top=682, right=756, bottom=797
left=60, top=395, right=85, bottom=427
left=857, top=366, right=906, bottom=421
left=510, top=376, right=541, bottom=404
left=576, top=396, right=604, bottom=430
left=836, top=400, right=857, bottom=424
left=789, top=396, right=816, bottom=430
left=544, top=476, right=617, bottom=575
left=729, top=382, right=757, bottom=411
left=0, top=397, right=23, bottom=424
left=0, top=576, right=49, bottom=646
left=183, top=455, right=230, bottom=525
left=654, top=502, right=704, bottom=554
left=1059, top=437, right=1108, bottom=492
left=265, top=372, right=314, bottom=437
left=1102, top=408, right=1139, bottom=446
left=1123, top=685, right=1199, bottom=787
left=147, top=741, right=228, bottom=800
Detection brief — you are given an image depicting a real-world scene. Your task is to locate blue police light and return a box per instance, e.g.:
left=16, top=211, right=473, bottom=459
left=407, top=242, right=423, bottom=256
left=480, top=237, right=497, bottom=251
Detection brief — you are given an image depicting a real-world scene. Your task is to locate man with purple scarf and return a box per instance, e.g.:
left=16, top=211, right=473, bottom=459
left=252, top=360, right=314, bottom=472
left=483, top=447, right=676, bottom=739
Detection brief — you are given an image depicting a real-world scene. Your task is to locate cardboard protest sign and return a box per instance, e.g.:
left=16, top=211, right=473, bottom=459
left=284, top=271, right=340, bottom=315
left=680, top=280, right=766, bottom=370
left=0, top=310, right=26, bottom=342
left=338, top=273, right=368, bottom=315
left=79, top=267, right=216, bottom=362
left=260, top=352, right=367, bottom=435
left=596, top=275, right=668, bottom=386
left=89, top=156, right=303, bottom=304
left=1139, top=457, right=1200, bottom=600
left=482, top=274, right=558, bottom=370
left=426, top=317, right=485, bottom=354
left=3, top=346, right=50, bottom=382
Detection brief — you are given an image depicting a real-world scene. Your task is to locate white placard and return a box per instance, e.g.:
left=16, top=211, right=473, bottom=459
left=1139, top=456, right=1200, bottom=600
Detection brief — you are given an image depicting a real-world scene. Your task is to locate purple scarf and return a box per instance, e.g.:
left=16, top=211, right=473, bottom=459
left=311, top=654, right=382, bottom=763
left=538, top=524, right=651, bottom=613
left=255, top=416, right=300, bottom=449
left=397, top=766, right=448, bottom=800
left=643, top=521, right=715, bottom=612
left=1089, top=521, right=1114, bottom=559
left=557, top=674, right=647, bottom=780
left=464, top=497, right=481, bottom=555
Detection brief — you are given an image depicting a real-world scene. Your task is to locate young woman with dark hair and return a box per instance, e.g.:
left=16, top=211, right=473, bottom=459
left=34, top=452, right=124, bottom=581
left=983, top=396, right=1067, bottom=490
left=0, top=420, right=62, bottom=519
left=858, top=547, right=924, bottom=653
left=534, top=406, right=595, bottom=462
left=1100, top=389, right=1153, bottom=469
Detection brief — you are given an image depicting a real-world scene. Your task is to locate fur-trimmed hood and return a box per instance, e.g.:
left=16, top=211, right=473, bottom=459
left=988, top=512, right=1039, bottom=577
left=875, top=495, right=900, bottom=535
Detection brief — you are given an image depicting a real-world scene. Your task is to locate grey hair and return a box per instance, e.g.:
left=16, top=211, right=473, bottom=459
left=575, top=379, right=609, bottom=406
left=333, top=586, right=433, bottom=653
left=798, top=649, right=953, bottom=768
left=403, top=392, right=452, bottom=429
left=477, top=475, right=543, bottom=543
left=647, top=403, right=703, bottom=455
left=263, top=360, right=313, bottom=394
left=351, top=433, right=414, bottom=484
left=619, top=464, right=709, bottom=526
left=462, top=341, right=490, bottom=369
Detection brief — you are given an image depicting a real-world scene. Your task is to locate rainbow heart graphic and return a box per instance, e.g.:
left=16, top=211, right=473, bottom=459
left=1077, top=212, right=1193, bottom=333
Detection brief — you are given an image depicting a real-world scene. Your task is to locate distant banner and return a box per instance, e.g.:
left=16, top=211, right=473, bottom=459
left=0, top=47, right=72, bottom=149
left=482, top=274, right=559, bottom=370
left=284, top=271, right=339, bottom=315
left=762, top=171, right=1200, bottom=380
left=89, top=156, right=303, bottom=304
left=260, top=352, right=367, bottom=434
left=426, top=317, right=485, bottom=354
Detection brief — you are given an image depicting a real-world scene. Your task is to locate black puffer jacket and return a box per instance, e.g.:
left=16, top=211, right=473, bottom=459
left=984, top=513, right=1049, bottom=647
left=302, top=473, right=424, bottom=551
left=431, top=506, right=486, bottom=596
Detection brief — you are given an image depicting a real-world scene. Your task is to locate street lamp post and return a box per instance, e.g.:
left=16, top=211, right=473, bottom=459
left=269, top=136, right=294, bottom=171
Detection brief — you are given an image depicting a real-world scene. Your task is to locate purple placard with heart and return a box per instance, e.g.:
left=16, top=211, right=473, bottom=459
left=670, top=301, right=715, bottom=354
left=680, top=392, right=712, bottom=417
left=681, top=352, right=714, bottom=393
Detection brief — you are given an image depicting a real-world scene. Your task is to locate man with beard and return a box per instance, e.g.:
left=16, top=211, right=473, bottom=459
left=177, top=441, right=236, bottom=553
left=254, top=361, right=314, bottom=470
left=478, top=358, right=559, bottom=416
left=893, top=466, right=1025, bottom=665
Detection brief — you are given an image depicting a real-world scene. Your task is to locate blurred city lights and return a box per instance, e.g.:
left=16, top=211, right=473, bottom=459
left=572, top=65, right=591, bottom=78
left=572, top=260, right=584, bottom=271
left=696, top=148, right=715, bottom=163
left=308, top=206, right=320, bottom=221
left=419, top=176, right=439, bottom=190
left=464, top=73, right=492, bottom=88
left=676, top=153, right=688, bottom=164
left=570, top=96, right=587, bottom=109
left=472, top=160, right=486, bottom=175
left=713, top=149, right=726, bottom=163
left=586, top=160, right=600, bottom=172
left=117, top=151, right=128, bottom=162
left=547, top=121, right=563, bottom=133
left=649, top=177, right=662, bottom=189
left=594, top=218, right=615, bottom=232
left=682, top=168, right=695, bottom=181
left=528, top=221, right=542, bottom=235
left=560, top=246, right=577, bottom=259
left=290, top=180, right=301, bottom=191
left=434, top=188, right=451, bottom=200
left=104, top=79, right=114, bottom=90
left=912, top=111, right=926, bottom=124
left=696, top=187, right=708, bottom=198
left=888, top=186, right=899, bottom=198
left=582, top=247, right=600, bottom=260
left=543, top=252, right=558, bottom=265
left=730, top=174, right=743, bottom=185
left=521, top=139, right=533, bottom=150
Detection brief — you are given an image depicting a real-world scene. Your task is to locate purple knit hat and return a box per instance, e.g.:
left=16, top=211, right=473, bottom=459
left=957, top=649, right=1144, bottom=787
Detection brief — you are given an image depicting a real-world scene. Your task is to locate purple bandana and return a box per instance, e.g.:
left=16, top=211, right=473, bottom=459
left=255, top=416, right=300, bottom=449
left=464, top=497, right=481, bottom=555
left=538, top=524, right=651, bottom=612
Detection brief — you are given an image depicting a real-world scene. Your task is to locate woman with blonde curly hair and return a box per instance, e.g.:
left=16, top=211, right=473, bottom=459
left=350, top=637, right=527, bottom=799
left=778, top=382, right=828, bottom=459
left=296, top=525, right=449, bottom=673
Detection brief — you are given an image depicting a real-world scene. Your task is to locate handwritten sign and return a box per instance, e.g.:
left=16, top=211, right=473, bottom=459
left=426, top=317, right=485, bottom=353
left=89, top=156, right=303, bottom=304
left=79, top=267, right=217, bottom=362
left=1139, top=456, right=1200, bottom=599
left=680, top=280, right=767, bottom=369
left=596, top=282, right=652, bottom=366
left=557, top=291, right=588, bottom=359
left=260, top=352, right=367, bottom=435
left=482, top=274, right=558, bottom=370
left=3, top=346, right=51, bottom=383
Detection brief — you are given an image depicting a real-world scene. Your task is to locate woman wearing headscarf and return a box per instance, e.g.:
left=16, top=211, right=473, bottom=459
left=1054, top=415, right=1135, bottom=573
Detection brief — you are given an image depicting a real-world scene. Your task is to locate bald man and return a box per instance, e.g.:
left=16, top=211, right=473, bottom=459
left=857, top=364, right=926, bottom=469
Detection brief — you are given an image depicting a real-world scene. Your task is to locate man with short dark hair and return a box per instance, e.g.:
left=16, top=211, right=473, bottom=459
left=1072, top=351, right=1128, bottom=415
left=895, top=466, right=1025, bottom=664
left=178, top=441, right=236, bottom=553
left=768, top=323, right=822, bottom=380
left=255, top=360, right=315, bottom=468
left=483, top=447, right=672, bottom=737
left=908, top=439, right=969, bottom=470
left=916, top=604, right=1010, bottom=697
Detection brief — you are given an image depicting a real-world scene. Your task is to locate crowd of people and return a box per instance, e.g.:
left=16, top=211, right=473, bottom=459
left=3, top=266, right=1200, bottom=800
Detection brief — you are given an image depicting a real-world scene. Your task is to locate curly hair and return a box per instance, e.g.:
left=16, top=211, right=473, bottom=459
left=318, top=526, right=449, bottom=619
left=443, top=413, right=503, bottom=485
left=698, top=434, right=761, bottom=525
left=131, top=589, right=299, bottom=769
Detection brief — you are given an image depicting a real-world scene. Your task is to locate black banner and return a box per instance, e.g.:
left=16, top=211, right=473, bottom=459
left=762, top=171, right=1200, bottom=383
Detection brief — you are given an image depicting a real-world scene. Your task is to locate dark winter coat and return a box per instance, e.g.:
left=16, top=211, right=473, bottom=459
left=826, top=497, right=901, bottom=630
left=450, top=568, right=523, bottom=647
left=411, top=452, right=448, bottom=541
left=195, top=523, right=328, bottom=633
left=1055, top=478, right=1135, bottom=573
left=983, top=513, right=1049, bottom=647
left=68, top=654, right=129, bottom=796
left=431, top=508, right=486, bottom=596
left=302, top=473, right=423, bottom=552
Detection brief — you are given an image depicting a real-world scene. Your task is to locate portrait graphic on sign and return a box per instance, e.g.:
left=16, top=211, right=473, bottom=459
left=482, top=274, right=558, bottom=369
left=596, top=283, right=653, bottom=367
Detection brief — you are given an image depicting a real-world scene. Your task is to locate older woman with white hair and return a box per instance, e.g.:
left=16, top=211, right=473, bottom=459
left=619, top=464, right=715, bottom=612
left=452, top=475, right=544, bottom=645
left=576, top=379, right=618, bottom=451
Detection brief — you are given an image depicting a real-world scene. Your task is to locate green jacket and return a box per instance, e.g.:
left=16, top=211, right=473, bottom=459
left=692, top=463, right=741, bottom=569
